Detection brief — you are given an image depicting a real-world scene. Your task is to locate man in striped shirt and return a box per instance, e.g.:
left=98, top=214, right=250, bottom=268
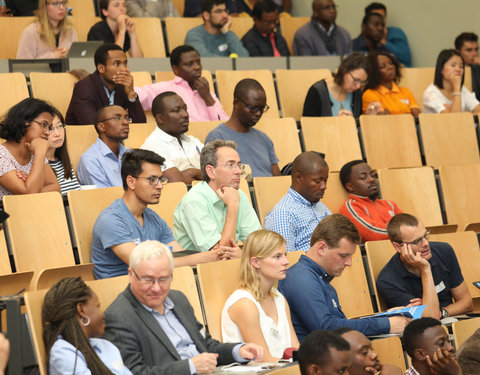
left=338, top=160, right=401, bottom=242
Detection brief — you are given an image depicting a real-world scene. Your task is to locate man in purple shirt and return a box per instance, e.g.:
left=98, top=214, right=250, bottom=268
left=135, top=45, right=228, bottom=122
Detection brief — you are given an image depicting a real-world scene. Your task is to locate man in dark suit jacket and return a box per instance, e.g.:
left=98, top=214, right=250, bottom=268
left=65, top=43, right=146, bottom=125
left=104, top=240, right=263, bottom=375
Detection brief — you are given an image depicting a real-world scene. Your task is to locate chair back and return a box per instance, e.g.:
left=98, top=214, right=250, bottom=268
left=0, top=17, right=36, bottom=59
left=0, top=73, right=29, bottom=116
left=321, top=171, right=348, bottom=214
left=123, top=123, right=157, bottom=149
left=278, top=17, right=309, bottom=55
left=186, top=120, right=222, bottom=144
left=164, top=17, right=202, bottom=53
left=452, top=317, right=480, bottom=348
left=65, top=125, right=98, bottom=173
left=253, top=176, right=291, bottom=225
left=398, top=67, right=434, bottom=111
left=149, top=182, right=188, bottom=228
left=131, top=71, right=153, bottom=87
left=133, top=17, right=166, bottom=57
left=371, top=336, right=407, bottom=372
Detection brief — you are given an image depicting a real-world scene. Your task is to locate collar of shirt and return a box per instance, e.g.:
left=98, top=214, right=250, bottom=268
left=377, top=82, right=401, bottom=94
left=152, top=126, right=188, bottom=145
left=173, top=75, right=196, bottom=93
left=317, top=22, right=336, bottom=36
left=95, top=137, right=127, bottom=158
left=300, top=254, right=334, bottom=283
left=349, top=193, right=379, bottom=203
left=288, top=187, right=318, bottom=208
left=139, top=295, right=175, bottom=315
left=200, top=180, right=226, bottom=206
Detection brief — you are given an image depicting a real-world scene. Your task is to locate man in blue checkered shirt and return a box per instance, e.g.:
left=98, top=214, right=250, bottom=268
left=265, top=151, right=331, bottom=251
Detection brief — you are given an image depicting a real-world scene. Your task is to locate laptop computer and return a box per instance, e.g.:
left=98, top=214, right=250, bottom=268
left=68, top=41, right=104, bottom=58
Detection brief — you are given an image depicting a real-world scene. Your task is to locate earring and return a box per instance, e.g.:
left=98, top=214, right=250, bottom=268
left=80, top=316, right=90, bottom=326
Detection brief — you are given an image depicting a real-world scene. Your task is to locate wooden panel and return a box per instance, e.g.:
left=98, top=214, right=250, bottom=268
left=230, top=16, right=254, bottom=39
left=123, top=122, right=157, bottom=149
left=322, top=171, right=348, bottom=214
left=0, top=17, right=36, bottom=59
left=301, top=116, right=362, bottom=172
left=276, top=69, right=332, bottom=120
left=171, top=266, right=204, bottom=324
left=131, top=71, right=153, bottom=87
left=452, top=317, right=480, bottom=348
left=371, top=336, right=407, bottom=372
left=359, top=114, right=421, bottom=170
left=0, top=73, right=29, bottom=117
left=186, top=120, right=222, bottom=144
left=419, top=112, right=479, bottom=168
left=398, top=67, right=435, bottom=111
left=278, top=16, right=309, bottom=55
left=150, top=182, right=188, bottom=229
left=70, top=16, right=100, bottom=42
left=133, top=17, right=166, bottom=57
left=35, top=264, right=95, bottom=290
left=253, top=175, right=291, bottom=225
left=65, top=125, right=98, bottom=173
left=164, top=17, right=202, bottom=53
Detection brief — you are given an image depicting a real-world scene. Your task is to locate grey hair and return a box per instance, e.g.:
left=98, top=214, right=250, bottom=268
left=129, top=241, right=174, bottom=273
left=200, top=139, right=237, bottom=182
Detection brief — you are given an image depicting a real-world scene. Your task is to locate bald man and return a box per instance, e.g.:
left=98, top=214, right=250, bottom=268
left=265, top=152, right=331, bottom=252
left=205, top=78, right=280, bottom=178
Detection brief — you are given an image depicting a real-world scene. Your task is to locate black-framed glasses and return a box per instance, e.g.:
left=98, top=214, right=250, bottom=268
left=134, top=175, right=168, bottom=186
left=29, top=119, right=53, bottom=132
left=348, top=71, right=368, bottom=86
left=211, top=7, right=229, bottom=14
left=400, top=231, right=430, bottom=247
left=48, top=1, right=68, bottom=7
left=49, top=123, right=66, bottom=134
left=236, top=97, right=270, bottom=114
left=101, top=115, right=132, bottom=123
left=131, top=269, right=172, bottom=287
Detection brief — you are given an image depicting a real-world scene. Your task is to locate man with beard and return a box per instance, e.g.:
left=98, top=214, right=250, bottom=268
left=265, top=152, right=331, bottom=252
left=205, top=79, right=280, bottom=178
left=352, top=12, right=389, bottom=54
left=293, top=0, right=351, bottom=56
left=377, top=213, right=473, bottom=319
left=184, top=0, right=249, bottom=57
left=335, top=328, right=402, bottom=375
left=339, top=160, right=401, bottom=242
left=135, top=45, right=228, bottom=121
left=141, top=92, right=204, bottom=184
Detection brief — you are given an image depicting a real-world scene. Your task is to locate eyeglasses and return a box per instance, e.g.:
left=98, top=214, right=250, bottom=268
left=29, top=119, right=53, bottom=131
left=400, top=231, right=430, bottom=247
left=222, top=161, right=245, bottom=171
left=132, top=269, right=172, bottom=287
left=348, top=71, right=368, bottom=86
left=134, top=175, right=168, bottom=186
left=236, top=97, right=270, bottom=114
left=211, top=8, right=229, bottom=14
left=49, top=123, right=66, bottom=134
left=318, top=4, right=337, bottom=11
left=101, top=115, right=132, bottom=123
left=48, top=1, right=68, bottom=8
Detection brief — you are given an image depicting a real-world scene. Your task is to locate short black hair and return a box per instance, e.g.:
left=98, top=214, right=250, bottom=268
left=0, top=98, right=54, bottom=142
left=334, top=327, right=355, bottom=336
left=365, top=52, right=402, bottom=89
left=364, top=2, right=386, bottom=15
left=170, top=45, right=198, bottom=67
left=362, top=11, right=383, bottom=26
left=93, top=105, right=118, bottom=134
left=403, top=318, right=441, bottom=358
left=334, top=52, right=370, bottom=86
left=152, top=91, right=179, bottom=116
left=121, top=149, right=165, bottom=190
left=233, top=78, right=265, bottom=99
left=252, top=0, right=277, bottom=20
left=298, top=330, right=350, bottom=375
left=433, top=49, right=465, bottom=89
left=98, top=0, right=111, bottom=19
left=201, top=0, right=226, bottom=13
left=455, top=32, right=478, bottom=51
left=94, top=43, right=123, bottom=67
left=339, top=160, right=365, bottom=188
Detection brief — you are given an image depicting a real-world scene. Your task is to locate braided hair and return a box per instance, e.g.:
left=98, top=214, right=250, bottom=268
left=42, top=277, right=113, bottom=375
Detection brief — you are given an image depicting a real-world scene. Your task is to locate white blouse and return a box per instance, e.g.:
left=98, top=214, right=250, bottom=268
left=423, top=84, right=480, bottom=113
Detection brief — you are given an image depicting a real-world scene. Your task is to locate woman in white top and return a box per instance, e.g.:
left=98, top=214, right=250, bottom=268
left=222, top=230, right=299, bottom=362
left=423, top=49, right=480, bottom=114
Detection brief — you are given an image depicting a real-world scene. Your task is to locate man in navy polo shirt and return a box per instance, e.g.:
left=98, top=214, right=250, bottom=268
left=377, top=213, right=473, bottom=319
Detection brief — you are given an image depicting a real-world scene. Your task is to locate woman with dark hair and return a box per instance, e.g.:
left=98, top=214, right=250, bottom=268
left=303, top=52, right=371, bottom=118
left=46, top=109, right=81, bottom=193
left=423, top=49, right=480, bottom=114
left=362, top=52, right=420, bottom=116
left=0, top=98, right=60, bottom=198
left=43, top=277, right=132, bottom=374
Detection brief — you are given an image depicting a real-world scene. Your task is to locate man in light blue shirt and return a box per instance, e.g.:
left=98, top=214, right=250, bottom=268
left=77, top=105, right=131, bottom=187
left=104, top=240, right=264, bottom=374
left=265, top=152, right=331, bottom=252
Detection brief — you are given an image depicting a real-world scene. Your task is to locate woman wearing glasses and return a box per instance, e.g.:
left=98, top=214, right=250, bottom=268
left=221, top=229, right=299, bottom=362
left=362, top=52, right=421, bottom=116
left=46, top=108, right=81, bottom=194
left=303, top=52, right=370, bottom=117
left=0, top=98, right=60, bottom=198
left=43, top=277, right=132, bottom=374
left=16, top=0, right=77, bottom=59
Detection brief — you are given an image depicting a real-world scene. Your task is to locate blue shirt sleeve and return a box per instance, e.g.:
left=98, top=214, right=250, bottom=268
left=77, top=153, right=110, bottom=188
left=385, top=27, right=411, bottom=67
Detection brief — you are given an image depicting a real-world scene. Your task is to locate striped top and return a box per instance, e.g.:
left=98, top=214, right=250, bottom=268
left=48, top=160, right=81, bottom=194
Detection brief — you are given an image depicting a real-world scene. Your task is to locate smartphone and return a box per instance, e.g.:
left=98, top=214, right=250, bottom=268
left=473, top=281, right=480, bottom=289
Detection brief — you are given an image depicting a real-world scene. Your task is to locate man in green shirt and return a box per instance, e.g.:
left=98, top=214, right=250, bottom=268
left=173, top=139, right=261, bottom=252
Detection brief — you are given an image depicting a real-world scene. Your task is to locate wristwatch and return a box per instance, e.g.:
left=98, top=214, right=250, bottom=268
left=441, top=308, right=450, bottom=319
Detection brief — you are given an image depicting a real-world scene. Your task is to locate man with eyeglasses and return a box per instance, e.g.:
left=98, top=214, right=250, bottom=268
left=292, top=0, right=352, bottom=56
left=65, top=43, right=146, bottom=125
left=91, top=149, right=225, bottom=279
left=377, top=213, right=473, bottom=319
left=104, top=240, right=264, bottom=374
left=241, top=0, right=289, bottom=57
left=173, top=139, right=261, bottom=252
left=184, top=0, right=249, bottom=57
left=206, top=79, right=280, bottom=178
left=339, top=160, right=402, bottom=242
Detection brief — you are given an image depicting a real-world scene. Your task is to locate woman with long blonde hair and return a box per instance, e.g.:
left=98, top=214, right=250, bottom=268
left=17, top=0, right=78, bottom=59
left=221, top=230, right=299, bottom=362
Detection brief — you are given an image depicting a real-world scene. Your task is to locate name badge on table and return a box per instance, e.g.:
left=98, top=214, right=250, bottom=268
left=218, top=44, right=228, bottom=52
left=332, top=299, right=337, bottom=308
left=435, top=281, right=446, bottom=293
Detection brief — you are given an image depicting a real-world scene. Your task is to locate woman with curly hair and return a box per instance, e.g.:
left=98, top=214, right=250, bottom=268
left=43, top=277, right=132, bottom=374
left=0, top=98, right=60, bottom=198
left=362, top=52, right=421, bottom=116
left=221, top=229, right=299, bottom=362
left=16, top=0, right=78, bottom=59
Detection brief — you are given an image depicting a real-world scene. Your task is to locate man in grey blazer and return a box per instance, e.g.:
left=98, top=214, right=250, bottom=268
left=104, top=240, right=264, bottom=374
